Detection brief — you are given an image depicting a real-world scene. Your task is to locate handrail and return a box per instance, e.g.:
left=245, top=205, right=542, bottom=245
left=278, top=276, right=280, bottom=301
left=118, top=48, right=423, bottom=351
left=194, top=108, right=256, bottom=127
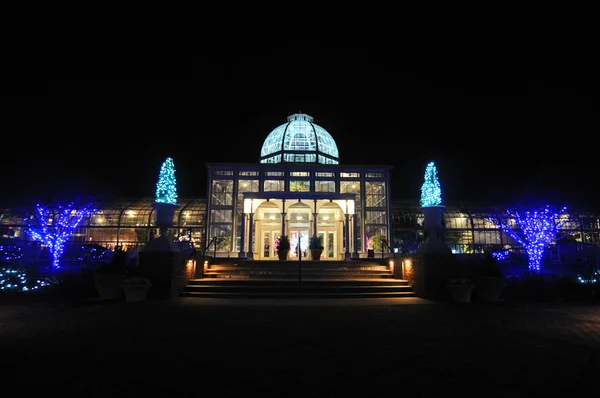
left=201, top=236, right=217, bottom=266
left=381, top=238, right=395, bottom=260
left=382, top=238, right=402, bottom=278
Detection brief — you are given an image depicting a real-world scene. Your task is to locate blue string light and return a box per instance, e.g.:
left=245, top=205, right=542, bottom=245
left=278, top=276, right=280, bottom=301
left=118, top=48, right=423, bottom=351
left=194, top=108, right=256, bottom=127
left=155, top=157, right=178, bottom=205
left=420, top=161, right=442, bottom=207
left=27, top=202, right=97, bottom=270
left=490, top=205, right=568, bottom=273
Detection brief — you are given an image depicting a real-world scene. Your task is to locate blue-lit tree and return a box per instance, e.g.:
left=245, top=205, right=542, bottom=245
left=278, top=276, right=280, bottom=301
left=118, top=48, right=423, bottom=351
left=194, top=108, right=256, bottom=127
left=155, top=157, right=178, bottom=205
left=489, top=204, right=571, bottom=273
left=27, top=200, right=97, bottom=271
left=420, top=161, right=442, bottom=207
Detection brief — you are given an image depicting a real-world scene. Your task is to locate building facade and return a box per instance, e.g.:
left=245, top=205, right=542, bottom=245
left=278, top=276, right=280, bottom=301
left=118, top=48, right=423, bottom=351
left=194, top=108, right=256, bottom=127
left=1, top=113, right=599, bottom=268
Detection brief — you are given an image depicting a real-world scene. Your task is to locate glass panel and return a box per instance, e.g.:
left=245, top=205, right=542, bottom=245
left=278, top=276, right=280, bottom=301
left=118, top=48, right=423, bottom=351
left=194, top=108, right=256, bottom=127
left=327, top=232, right=333, bottom=258
left=263, top=232, right=270, bottom=257
left=314, top=125, right=339, bottom=158
left=290, top=230, right=308, bottom=258
left=289, top=180, right=310, bottom=192
left=315, top=180, right=335, bottom=192
left=366, top=211, right=387, bottom=224
left=208, top=224, right=232, bottom=252
left=264, top=180, right=285, bottom=192
left=120, top=209, right=153, bottom=227
left=211, top=180, right=234, bottom=206
left=340, top=181, right=360, bottom=198
left=261, top=125, right=287, bottom=157
left=210, top=209, right=232, bottom=223
left=365, top=181, right=386, bottom=208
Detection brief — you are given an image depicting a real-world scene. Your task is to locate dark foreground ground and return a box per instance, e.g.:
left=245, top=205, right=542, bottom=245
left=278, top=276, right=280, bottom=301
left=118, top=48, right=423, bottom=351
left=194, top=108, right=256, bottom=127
left=1, top=295, right=599, bottom=397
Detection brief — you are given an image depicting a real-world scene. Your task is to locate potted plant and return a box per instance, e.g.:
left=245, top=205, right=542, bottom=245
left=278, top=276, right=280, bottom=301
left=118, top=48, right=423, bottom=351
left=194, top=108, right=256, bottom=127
left=121, top=276, right=152, bottom=302
left=275, top=235, right=290, bottom=260
left=471, top=250, right=505, bottom=302
left=309, top=235, right=324, bottom=261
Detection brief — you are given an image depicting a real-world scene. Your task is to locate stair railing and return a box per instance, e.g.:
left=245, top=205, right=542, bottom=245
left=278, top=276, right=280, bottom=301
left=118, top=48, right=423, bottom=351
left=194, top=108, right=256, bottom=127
left=199, top=236, right=217, bottom=278
left=380, top=238, right=394, bottom=259
left=381, top=239, right=402, bottom=278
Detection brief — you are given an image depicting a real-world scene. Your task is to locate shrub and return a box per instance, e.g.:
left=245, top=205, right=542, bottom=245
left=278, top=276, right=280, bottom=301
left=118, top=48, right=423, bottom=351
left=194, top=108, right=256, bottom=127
left=471, top=250, right=504, bottom=278
left=309, top=235, right=324, bottom=250
left=94, top=247, right=129, bottom=275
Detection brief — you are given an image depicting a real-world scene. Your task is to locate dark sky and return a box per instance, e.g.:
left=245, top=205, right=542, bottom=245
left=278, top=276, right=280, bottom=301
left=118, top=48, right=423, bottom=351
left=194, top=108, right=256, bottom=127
left=2, top=49, right=599, bottom=209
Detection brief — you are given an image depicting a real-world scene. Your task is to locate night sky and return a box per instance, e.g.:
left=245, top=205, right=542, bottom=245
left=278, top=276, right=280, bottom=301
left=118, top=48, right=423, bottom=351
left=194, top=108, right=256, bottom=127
left=2, top=50, right=598, bottom=210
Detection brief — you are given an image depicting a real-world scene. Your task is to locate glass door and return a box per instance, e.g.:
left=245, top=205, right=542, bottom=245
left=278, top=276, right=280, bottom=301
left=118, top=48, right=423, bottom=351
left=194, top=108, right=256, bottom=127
left=260, top=229, right=280, bottom=260
left=289, top=229, right=309, bottom=259
left=318, top=230, right=336, bottom=259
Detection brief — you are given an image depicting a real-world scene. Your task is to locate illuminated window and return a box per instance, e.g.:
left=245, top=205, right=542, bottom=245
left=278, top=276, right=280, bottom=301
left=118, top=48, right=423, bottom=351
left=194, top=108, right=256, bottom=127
left=315, top=172, right=335, bottom=177
left=264, top=180, right=285, bottom=192
left=315, top=180, right=335, bottom=192
left=211, top=180, right=234, bottom=206
left=290, top=180, right=310, bottom=192
left=366, top=182, right=386, bottom=208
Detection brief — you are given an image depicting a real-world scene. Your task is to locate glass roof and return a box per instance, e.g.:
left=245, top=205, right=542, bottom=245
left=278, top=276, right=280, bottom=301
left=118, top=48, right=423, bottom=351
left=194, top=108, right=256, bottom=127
left=260, top=113, right=340, bottom=164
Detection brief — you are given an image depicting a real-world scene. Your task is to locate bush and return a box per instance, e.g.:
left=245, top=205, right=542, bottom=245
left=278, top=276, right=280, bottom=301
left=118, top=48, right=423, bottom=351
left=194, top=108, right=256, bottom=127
left=94, top=247, right=129, bottom=275
left=309, top=235, right=324, bottom=250
left=471, top=250, right=504, bottom=278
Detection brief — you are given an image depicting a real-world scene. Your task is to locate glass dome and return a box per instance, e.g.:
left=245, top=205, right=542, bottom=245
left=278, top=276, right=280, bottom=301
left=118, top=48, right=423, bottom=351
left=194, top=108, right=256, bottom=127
left=260, top=113, right=340, bottom=164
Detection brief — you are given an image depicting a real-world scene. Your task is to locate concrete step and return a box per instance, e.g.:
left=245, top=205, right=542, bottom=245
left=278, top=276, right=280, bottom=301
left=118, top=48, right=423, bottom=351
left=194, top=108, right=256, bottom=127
left=181, top=278, right=415, bottom=299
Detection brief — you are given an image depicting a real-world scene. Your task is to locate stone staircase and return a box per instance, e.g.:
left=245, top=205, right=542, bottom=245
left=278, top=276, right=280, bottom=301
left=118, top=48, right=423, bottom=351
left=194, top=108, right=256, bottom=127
left=181, top=258, right=416, bottom=299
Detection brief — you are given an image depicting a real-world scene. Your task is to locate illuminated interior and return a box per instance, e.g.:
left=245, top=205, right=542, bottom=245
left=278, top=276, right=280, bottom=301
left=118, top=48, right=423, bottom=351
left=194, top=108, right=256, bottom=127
left=260, top=113, right=340, bottom=164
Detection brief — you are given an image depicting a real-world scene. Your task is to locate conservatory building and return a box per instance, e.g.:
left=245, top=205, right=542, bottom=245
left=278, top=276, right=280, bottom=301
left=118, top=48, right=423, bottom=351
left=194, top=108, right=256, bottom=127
left=1, top=112, right=600, bottom=269
left=205, top=112, right=392, bottom=260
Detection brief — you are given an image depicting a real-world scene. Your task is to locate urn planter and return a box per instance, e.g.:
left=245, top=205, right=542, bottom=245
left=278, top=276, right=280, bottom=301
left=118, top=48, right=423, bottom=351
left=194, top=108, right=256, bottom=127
left=278, top=250, right=289, bottom=261
left=310, top=249, right=323, bottom=261
left=122, top=280, right=152, bottom=302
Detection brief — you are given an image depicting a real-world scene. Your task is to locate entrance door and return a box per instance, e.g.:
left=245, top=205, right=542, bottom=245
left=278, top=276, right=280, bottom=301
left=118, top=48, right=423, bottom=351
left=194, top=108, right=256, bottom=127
left=289, top=229, right=309, bottom=259
left=318, top=230, right=337, bottom=259
left=260, top=229, right=280, bottom=260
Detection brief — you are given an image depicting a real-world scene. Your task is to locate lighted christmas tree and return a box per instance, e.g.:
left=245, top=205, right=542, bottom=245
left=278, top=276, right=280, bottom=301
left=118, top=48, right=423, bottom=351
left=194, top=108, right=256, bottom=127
left=420, top=161, right=442, bottom=207
left=27, top=201, right=97, bottom=271
left=489, top=204, right=572, bottom=272
left=155, top=157, right=178, bottom=205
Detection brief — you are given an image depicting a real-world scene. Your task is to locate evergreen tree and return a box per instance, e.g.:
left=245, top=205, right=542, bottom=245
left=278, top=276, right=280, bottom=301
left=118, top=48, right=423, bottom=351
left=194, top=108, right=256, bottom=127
left=420, top=161, right=442, bottom=207
left=155, top=157, right=178, bottom=204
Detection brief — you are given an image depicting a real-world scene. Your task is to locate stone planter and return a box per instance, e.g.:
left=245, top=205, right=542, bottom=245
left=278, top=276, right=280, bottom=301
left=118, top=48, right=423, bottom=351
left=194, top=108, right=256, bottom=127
left=446, top=283, right=475, bottom=303
left=122, top=284, right=152, bottom=302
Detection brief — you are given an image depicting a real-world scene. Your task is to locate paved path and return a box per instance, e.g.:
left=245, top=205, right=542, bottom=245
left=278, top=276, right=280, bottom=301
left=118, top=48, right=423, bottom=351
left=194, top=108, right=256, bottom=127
left=1, top=296, right=599, bottom=397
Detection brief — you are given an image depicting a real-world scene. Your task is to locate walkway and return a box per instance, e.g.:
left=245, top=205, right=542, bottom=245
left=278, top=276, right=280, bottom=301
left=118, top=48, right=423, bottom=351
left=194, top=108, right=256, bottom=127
left=1, top=296, right=599, bottom=397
